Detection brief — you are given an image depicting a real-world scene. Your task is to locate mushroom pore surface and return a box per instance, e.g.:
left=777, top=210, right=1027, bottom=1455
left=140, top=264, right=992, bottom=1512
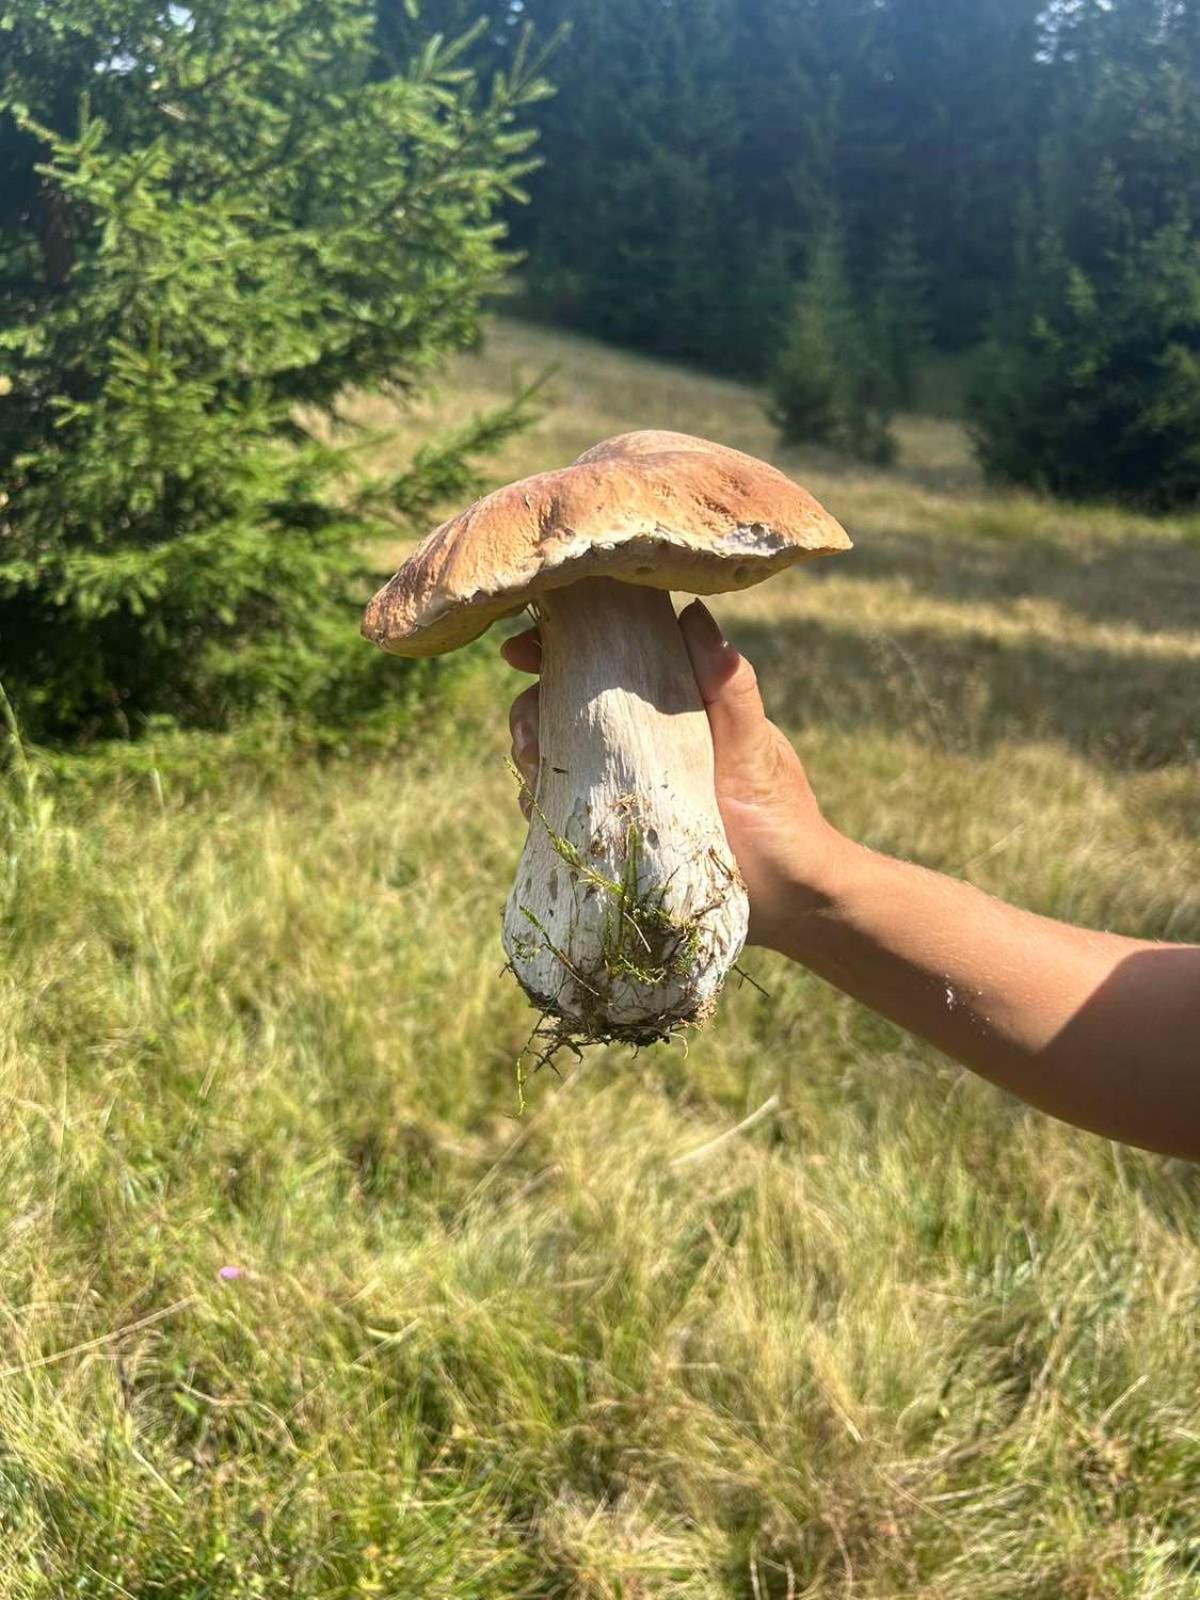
left=501, top=576, right=749, bottom=1044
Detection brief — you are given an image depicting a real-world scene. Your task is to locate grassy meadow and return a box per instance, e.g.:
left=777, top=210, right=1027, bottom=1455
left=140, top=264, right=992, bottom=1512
left=2, top=319, right=1199, bottom=1597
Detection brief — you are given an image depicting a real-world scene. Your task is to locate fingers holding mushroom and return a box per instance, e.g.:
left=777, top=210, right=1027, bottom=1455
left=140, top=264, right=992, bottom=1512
left=508, top=681, right=541, bottom=817
left=501, top=627, right=542, bottom=674
left=504, top=628, right=543, bottom=818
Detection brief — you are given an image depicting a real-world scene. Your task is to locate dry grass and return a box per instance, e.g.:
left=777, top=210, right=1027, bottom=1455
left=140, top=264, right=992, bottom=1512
left=1, top=319, right=1198, bottom=1596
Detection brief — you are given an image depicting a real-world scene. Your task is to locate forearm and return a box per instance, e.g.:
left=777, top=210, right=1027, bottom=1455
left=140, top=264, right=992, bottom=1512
left=774, top=837, right=1200, bottom=1156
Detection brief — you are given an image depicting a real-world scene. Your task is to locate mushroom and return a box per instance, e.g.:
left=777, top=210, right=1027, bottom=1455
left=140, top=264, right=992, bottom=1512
left=363, top=430, right=850, bottom=1047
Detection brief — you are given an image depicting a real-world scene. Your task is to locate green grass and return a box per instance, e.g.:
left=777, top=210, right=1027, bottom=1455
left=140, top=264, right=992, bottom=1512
left=2, top=320, right=1199, bottom=1597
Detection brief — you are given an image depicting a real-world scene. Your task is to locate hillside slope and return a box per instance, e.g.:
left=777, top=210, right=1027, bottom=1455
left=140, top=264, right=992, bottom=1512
left=2, top=321, right=1198, bottom=1598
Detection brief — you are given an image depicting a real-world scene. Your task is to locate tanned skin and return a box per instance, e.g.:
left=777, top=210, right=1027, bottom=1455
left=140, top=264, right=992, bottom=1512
left=503, top=601, right=1200, bottom=1160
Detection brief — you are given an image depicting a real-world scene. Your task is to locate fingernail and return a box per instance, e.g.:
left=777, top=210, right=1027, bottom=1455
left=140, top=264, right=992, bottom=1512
left=512, top=713, right=536, bottom=761
left=682, top=599, right=725, bottom=651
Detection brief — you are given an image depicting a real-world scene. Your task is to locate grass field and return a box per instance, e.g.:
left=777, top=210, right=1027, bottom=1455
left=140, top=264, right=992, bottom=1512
left=2, top=320, right=1199, bottom=1597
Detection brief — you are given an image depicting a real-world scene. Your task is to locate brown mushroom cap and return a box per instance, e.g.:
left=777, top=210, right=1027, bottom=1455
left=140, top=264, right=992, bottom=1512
left=362, top=429, right=851, bottom=658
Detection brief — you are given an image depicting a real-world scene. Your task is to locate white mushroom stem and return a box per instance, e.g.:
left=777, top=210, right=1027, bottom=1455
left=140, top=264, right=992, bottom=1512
left=502, top=576, right=749, bottom=1042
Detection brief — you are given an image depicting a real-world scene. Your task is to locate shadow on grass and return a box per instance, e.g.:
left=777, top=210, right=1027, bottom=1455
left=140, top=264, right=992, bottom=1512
left=732, top=612, right=1200, bottom=772
left=819, top=520, right=1200, bottom=640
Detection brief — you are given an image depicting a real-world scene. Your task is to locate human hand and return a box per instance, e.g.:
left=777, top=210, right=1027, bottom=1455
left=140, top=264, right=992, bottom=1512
left=502, top=600, right=849, bottom=951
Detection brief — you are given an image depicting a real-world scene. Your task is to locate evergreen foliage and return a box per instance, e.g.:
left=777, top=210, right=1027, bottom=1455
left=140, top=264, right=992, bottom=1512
left=409, top=0, right=833, bottom=375
left=969, top=0, right=1200, bottom=507
left=971, top=218, right=1200, bottom=509
left=767, top=231, right=896, bottom=464
left=503, top=0, right=1200, bottom=502
left=431, top=0, right=1200, bottom=508
left=870, top=223, right=932, bottom=410
left=0, top=0, right=547, bottom=740
left=831, top=0, right=1045, bottom=349
left=482, top=0, right=1042, bottom=373
left=508, top=0, right=742, bottom=368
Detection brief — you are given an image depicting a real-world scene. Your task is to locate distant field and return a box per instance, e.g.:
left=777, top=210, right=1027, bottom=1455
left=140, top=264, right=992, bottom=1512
left=2, top=320, right=1199, bottom=1597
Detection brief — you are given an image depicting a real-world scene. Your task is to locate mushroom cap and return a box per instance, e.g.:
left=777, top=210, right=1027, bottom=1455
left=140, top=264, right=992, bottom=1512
left=362, top=429, right=851, bottom=657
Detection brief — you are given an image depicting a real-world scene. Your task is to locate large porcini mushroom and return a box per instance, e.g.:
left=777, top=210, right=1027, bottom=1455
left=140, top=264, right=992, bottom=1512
left=363, top=429, right=850, bottom=1046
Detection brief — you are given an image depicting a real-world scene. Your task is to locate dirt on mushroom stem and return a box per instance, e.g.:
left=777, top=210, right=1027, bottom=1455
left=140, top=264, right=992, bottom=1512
left=506, top=766, right=735, bottom=1058
left=501, top=577, right=749, bottom=1052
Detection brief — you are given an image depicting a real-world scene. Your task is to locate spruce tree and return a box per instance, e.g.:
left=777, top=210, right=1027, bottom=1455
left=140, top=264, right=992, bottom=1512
left=828, top=0, right=1044, bottom=347
left=0, top=0, right=547, bottom=740
left=767, top=230, right=896, bottom=464
left=511, top=0, right=737, bottom=368
left=971, top=214, right=1200, bottom=509
left=424, top=0, right=1048, bottom=380
left=870, top=222, right=931, bottom=408
left=970, top=0, right=1200, bottom=507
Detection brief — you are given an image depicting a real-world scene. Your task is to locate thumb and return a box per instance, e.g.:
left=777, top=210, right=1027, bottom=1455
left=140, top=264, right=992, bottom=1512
left=679, top=600, right=775, bottom=790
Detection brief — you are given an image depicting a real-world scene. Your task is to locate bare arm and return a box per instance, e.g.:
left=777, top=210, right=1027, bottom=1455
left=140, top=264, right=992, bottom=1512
left=504, top=605, right=1200, bottom=1158
left=778, top=846, right=1200, bottom=1156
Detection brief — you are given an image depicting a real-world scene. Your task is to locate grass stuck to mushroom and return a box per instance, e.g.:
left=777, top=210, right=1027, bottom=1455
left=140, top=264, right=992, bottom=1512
left=506, top=756, right=737, bottom=1067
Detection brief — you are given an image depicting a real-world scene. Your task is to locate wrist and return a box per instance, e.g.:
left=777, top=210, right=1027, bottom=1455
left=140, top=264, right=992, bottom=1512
left=759, top=826, right=864, bottom=960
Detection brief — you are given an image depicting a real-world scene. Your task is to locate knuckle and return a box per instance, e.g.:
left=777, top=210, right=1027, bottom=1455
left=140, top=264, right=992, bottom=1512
left=764, top=731, right=797, bottom=786
left=733, top=656, right=759, bottom=691
left=718, top=724, right=798, bottom=805
left=722, top=654, right=761, bottom=704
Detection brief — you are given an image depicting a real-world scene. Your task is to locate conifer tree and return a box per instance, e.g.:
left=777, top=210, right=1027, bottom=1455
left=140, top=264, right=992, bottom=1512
left=767, top=229, right=896, bottom=464
left=970, top=0, right=1200, bottom=507
left=871, top=223, right=931, bottom=408
left=971, top=213, right=1200, bottom=509
left=510, top=0, right=737, bottom=367
left=829, top=0, right=1044, bottom=346
left=0, top=0, right=547, bottom=739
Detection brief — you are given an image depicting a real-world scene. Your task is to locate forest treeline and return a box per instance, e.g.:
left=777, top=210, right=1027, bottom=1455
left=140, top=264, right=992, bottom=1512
left=1, top=0, right=1197, bottom=743
left=405, top=0, right=1200, bottom=502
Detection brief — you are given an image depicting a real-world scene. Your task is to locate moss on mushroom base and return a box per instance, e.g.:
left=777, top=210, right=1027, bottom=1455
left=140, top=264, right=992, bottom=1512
left=501, top=578, right=749, bottom=1048
left=508, top=773, right=744, bottom=1048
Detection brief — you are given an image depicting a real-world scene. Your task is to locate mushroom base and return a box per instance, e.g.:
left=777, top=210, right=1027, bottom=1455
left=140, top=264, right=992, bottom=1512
left=502, top=578, right=749, bottom=1046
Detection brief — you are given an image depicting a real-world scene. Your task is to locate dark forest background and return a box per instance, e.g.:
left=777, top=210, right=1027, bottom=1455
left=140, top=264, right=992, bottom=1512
left=398, top=0, right=1200, bottom=500
left=3, top=0, right=1198, bottom=741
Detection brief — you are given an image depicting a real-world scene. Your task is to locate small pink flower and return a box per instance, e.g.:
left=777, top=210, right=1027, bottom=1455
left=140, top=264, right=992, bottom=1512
left=217, top=1265, right=243, bottom=1281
